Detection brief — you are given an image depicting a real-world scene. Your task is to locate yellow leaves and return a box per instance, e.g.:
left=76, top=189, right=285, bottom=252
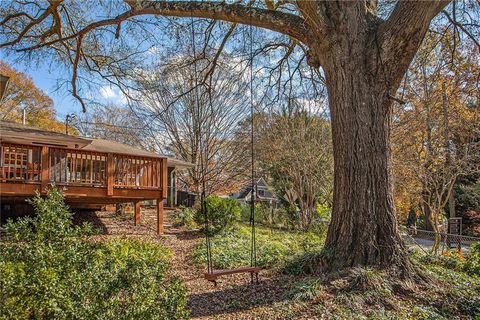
left=392, top=30, right=480, bottom=217
left=265, top=0, right=275, bottom=10
left=0, top=61, right=65, bottom=133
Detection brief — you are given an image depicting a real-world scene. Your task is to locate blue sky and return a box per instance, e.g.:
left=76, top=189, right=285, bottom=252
left=7, top=60, right=77, bottom=118
left=6, top=58, right=126, bottom=120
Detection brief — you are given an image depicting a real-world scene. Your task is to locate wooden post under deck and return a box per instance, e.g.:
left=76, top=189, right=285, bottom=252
left=134, top=201, right=141, bottom=226
left=157, top=198, right=164, bottom=234
left=157, top=158, right=167, bottom=235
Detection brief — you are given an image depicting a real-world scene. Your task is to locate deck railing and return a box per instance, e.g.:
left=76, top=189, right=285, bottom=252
left=50, top=148, right=107, bottom=186
left=1, top=143, right=164, bottom=191
left=0, top=143, right=42, bottom=183
left=113, top=155, right=162, bottom=189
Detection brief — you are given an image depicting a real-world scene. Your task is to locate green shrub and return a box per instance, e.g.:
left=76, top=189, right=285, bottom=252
left=419, top=253, right=462, bottom=271
left=315, top=203, right=331, bottom=221
left=464, top=242, right=480, bottom=275
left=0, top=188, right=189, bottom=320
left=240, top=203, right=309, bottom=230
left=415, top=242, right=480, bottom=276
left=286, top=277, right=324, bottom=301
left=173, top=207, right=197, bottom=229
left=240, top=203, right=276, bottom=226
left=195, top=196, right=240, bottom=235
left=240, top=203, right=253, bottom=223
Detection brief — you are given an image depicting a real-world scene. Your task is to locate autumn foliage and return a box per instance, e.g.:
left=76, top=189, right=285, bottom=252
left=0, top=61, right=65, bottom=132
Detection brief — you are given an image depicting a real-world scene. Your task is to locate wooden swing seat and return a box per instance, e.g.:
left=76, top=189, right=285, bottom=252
left=204, top=266, right=260, bottom=285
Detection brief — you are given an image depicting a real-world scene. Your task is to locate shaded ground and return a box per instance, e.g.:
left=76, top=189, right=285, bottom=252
left=74, top=208, right=296, bottom=319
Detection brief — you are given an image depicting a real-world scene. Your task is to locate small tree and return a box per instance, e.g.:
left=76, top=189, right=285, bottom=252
left=257, top=105, right=333, bottom=229
left=195, top=195, right=241, bottom=235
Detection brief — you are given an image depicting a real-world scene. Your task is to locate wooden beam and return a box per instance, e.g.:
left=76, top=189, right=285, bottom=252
left=157, top=198, right=164, bottom=235
left=134, top=201, right=141, bottom=226
left=162, top=158, right=168, bottom=198
left=0, top=182, right=40, bottom=196
left=40, top=146, right=49, bottom=194
left=1, top=182, right=162, bottom=200
left=107, top=153, right=114, bottom=196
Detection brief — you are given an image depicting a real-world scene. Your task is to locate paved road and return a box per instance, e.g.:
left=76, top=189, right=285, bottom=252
left=402, top=233, right=471, bottom=252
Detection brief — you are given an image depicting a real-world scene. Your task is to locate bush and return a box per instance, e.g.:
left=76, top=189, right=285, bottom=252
left=173, top=207, right=197, bottom=229
left=195, top=196, right=240, bottom=235
left=419, top=252, right=463, bottom=271
left=0, top=188, right=189, bottom=320
left=315, top=203, right=331, bottom=222
left=417, top=243, right=480, bottom=276
left=464, top=242, right=480, bottom=275
left=240, top=203, right=308, bottom=230
left=240, top=203, right=274, bottom=226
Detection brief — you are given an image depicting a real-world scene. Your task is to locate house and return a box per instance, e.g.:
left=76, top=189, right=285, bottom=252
left=0, top=121, right=193, bottom=234
left=231, top=177, right=279, bottom=207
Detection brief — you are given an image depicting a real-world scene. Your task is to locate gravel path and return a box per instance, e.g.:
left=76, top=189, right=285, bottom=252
left=74, top=208, right=297, bottom=319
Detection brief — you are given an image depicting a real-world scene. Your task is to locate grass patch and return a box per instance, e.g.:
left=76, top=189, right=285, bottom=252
left=192, top=223, right=325, bottom=269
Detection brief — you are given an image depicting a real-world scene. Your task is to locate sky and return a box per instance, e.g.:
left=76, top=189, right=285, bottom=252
left=5, top=58, right=126, bottom=121
left=1, top=10, right=328, bottom=123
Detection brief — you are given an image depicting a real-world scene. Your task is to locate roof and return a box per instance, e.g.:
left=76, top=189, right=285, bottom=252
left=234, top=177, right=277, bottom=200
left=84, top=139, right=193, bottom=168
left=0, top=121, right=194, bottom=169
left=0, top=120, right=90, bottom=149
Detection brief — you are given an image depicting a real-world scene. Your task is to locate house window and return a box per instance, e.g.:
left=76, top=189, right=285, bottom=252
left=258, top=189, right=265, bottom=197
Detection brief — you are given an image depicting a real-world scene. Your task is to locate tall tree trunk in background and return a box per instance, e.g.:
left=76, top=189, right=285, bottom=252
left=442, top=82, right=456, bottom=222
left=423, top=96, right=435, bottom=231
left=422, top=188, right=434, bottom=231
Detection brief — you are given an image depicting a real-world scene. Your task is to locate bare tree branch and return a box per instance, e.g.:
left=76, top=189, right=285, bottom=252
left=125, top=0, right=312, bottom=44
left=378, top=0, right=451, bottom=87
left=442, top=9, right=480, bottom=49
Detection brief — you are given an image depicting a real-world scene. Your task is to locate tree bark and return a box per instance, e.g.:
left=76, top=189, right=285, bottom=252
left=322, top=68, right=412, bottom=273
left=317, top=9, right=415, bottom=275
left=422, top=187, right=435, bottom=231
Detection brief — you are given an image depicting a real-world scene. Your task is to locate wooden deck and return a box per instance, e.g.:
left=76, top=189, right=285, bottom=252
left=0, top=142, right=168, bottom=234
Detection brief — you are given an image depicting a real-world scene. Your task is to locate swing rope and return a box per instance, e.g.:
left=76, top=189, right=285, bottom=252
left=190, top=14, right=213, bottom=275
left=249, top=21, right=257, bottom=269
left=190, top=12, right=259, bottom=284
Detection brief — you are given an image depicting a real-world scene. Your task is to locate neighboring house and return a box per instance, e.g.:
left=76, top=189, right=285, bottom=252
left=231, top=177, right=279, bottom=207
left=0, top=121, right=193, bottom=233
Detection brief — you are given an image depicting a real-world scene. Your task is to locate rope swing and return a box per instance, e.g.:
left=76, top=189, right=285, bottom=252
left=190, top=15, right=260, bottom=286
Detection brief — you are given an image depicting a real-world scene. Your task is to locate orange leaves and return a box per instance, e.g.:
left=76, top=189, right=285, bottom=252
left=0, top=61, right=64, bottom=133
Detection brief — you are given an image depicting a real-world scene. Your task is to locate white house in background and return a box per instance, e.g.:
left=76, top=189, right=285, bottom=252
left=231, top=177, right=279, bottom=207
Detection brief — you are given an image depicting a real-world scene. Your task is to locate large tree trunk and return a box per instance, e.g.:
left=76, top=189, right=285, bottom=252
left=318, top=20, right=415, bottom=276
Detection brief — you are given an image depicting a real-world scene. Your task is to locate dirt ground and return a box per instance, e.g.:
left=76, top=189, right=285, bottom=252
left=74, top=208, right=299, bottom=320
